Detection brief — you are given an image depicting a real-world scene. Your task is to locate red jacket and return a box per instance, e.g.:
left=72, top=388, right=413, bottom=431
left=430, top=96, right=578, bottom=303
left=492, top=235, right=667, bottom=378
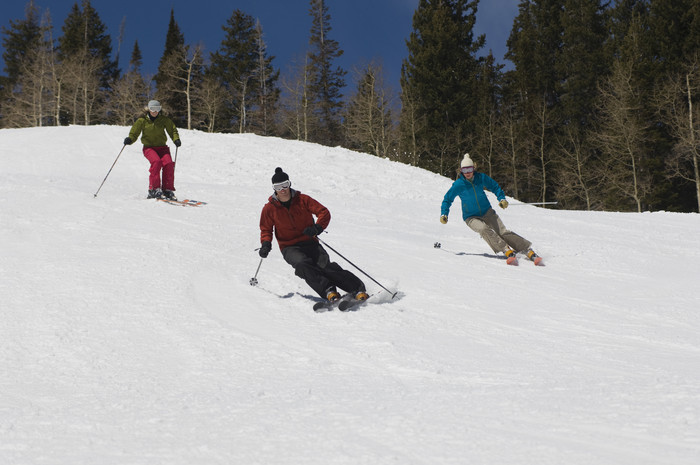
left=259, top=190, right=331, bottom=250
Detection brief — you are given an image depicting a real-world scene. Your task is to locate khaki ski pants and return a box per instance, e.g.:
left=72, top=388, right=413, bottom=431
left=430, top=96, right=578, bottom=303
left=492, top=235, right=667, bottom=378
left=465, top=208, right=531, bottom=254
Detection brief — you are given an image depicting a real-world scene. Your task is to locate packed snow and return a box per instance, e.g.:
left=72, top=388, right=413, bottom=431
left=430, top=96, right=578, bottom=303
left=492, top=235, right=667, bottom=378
left=1, top=125, right=699, bottom=464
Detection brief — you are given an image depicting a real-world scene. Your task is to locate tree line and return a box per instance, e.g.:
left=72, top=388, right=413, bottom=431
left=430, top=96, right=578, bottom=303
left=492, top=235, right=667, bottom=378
left=2, top=0, right=699, bottom=212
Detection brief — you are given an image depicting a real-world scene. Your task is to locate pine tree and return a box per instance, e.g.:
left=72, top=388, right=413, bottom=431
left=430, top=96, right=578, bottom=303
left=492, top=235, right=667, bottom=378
left=471, top=52, right=503, bottom=179
left=58, top=0, right=116, bottom=87
left=549, top=0, right=609, bottom=210
left=400, top=0, right=485, bottom=175
left=1, top=5, right=57, bottom=128
left=57, top=0, right=116, bottom=124
left=1, top=0, right=43, bottom=91
left=130, top=40, right=143, bottom=71
left=645, top=0, right=700, bottom=211
left=154, top=9, right=188, bottom=125
left=504, top=0, right=564, bottom=203
left=209, top=11, right=279, bottom=134
left=306, top=0, right=346, bottom=145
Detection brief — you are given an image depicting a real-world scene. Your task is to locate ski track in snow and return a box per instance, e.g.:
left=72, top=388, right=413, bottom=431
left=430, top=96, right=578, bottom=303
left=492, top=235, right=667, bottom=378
left=1, top=126, right=699, bottom=464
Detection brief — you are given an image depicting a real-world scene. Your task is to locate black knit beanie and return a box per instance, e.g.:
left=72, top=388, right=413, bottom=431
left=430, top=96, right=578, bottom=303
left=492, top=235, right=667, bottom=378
left=271, top=167, right=289, bottom=184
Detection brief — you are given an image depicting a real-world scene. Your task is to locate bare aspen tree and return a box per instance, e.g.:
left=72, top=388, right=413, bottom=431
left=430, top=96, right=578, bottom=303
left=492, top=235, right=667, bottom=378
left=498, top=108, right=522, bottom=200
left=193, top=74, right=227, bottom=132
left=250, top=20, right=279, bottom=136
left=345, top=62, right=395, bottom=158
left=2, top=9, right=57, bottom=128
left=554, top=126, right=604, bottom=210
left=534, top=96, right=550, bottom=203
left=594, top=58, right=652, bottom=212
left=159, top=44, right=203, bottom=130
left=60, top=49, right=102, bottom=125
left=656, top=55, right=700, bottom=212
left=3, top=45, right=51, bottom=127
left=398, top=83, right=426, bottom=167
left=279, top=57, right=312, bottom=141
left=109, top=71, right=150, bottom=126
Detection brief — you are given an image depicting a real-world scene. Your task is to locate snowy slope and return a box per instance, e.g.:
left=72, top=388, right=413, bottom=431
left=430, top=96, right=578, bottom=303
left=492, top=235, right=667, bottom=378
left=1, top=125, right=699, bottom=465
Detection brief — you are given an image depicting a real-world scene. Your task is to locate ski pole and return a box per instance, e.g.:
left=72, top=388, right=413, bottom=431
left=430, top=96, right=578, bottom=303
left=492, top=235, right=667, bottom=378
left=250, top=258, right=263, bottom=286
left=93, top=145, right=126, bottom=198
left=508, top=201, right=558, bottom=206
left=318, top=237, right=397, bottom=299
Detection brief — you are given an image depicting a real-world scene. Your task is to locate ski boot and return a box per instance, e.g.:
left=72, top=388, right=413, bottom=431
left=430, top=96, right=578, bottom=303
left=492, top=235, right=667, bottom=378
left=526, top=249, right=543, bottom=266
left=505, top=248, right=518, bottom=266
left=147, top=188, right=163, bottom=199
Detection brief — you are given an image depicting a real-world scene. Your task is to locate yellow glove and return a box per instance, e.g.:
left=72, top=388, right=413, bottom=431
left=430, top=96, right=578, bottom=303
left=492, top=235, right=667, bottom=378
left=499, top=199, right=509, bottom=209
left=440, top=215, right=448, bottom=224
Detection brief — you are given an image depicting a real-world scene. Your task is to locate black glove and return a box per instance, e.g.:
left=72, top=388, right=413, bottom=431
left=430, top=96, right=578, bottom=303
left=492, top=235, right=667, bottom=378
left=259, top=241, right=272, bottom=258
left=174, top=139, right=181, bottom=147
left=303, top=224, right=324, bottom=237
left=123, top=137, right=132, bottom=145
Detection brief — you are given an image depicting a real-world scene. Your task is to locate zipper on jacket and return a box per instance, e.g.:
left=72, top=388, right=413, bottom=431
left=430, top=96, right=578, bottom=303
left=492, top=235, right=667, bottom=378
left=462, top=176, right=485, bottom=216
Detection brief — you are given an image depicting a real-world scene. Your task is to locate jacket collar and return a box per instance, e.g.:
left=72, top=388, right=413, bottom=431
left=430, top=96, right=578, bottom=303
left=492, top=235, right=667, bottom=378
left=270, top=188, right=298, bottom=205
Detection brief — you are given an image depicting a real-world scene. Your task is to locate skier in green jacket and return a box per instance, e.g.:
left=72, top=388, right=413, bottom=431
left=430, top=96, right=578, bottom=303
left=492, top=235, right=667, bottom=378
left=124, top=100, right=181, bottom=200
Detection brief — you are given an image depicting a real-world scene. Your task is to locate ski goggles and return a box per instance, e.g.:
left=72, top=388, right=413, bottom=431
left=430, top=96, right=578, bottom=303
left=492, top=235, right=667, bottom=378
left=273, top=180, right=291, bottom=191
left=460, top=166, right=474, bottom=174
left=148, top=105, right=161, bottom=112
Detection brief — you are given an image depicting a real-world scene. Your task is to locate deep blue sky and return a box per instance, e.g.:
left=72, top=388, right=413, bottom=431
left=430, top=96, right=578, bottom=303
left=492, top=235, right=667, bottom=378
left=1, top=0, right=520, bottom=90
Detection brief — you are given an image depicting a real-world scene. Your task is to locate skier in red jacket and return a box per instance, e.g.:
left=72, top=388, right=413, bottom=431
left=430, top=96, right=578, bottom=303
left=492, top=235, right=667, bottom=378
left=258, top=167, right=368, bottom=303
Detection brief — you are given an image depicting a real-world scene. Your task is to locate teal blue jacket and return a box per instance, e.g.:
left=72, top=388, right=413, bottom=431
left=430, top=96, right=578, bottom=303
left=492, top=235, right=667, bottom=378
left=441, top=172, right=506, bottom=220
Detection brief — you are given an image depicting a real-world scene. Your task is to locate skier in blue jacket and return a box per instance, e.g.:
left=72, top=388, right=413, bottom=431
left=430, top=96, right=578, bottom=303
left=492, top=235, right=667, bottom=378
left=440, top=154, right=542, bottom=265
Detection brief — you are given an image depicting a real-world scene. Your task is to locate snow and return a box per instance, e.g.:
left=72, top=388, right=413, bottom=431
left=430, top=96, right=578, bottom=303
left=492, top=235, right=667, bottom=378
left=1, top=125, right=699, bottom=464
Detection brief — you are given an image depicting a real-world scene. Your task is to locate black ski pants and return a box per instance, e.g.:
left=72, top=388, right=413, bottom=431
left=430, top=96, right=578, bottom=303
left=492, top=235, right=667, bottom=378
left=282, top=240, right=365, bottom=298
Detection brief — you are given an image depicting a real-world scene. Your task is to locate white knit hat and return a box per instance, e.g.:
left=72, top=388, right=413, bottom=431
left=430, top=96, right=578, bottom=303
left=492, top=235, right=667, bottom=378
left=460, top=153, right=474, bottom=168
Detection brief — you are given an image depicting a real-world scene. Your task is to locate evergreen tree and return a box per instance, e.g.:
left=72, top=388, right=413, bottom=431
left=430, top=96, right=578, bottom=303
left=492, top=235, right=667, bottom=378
left=130, top=40, right=143, bottom=71
left=154, top=9, right=188, bottom=125
left=1, top=0, right=43, bottom=91
left=557, top=0, right=608, bottom=128
left=504, top=0, right=564, bottom=203
left=470, top=52, right=503, bottom=179
left=400, top=0, right=485, bottom=175
left=645, top=0, right=700, bottom=211
left=550, top=0, right=609, bottom=209
left=0, top=6, right=57, bottom=128
left=58, top=0, right=116, bottom=87
left=56, top=0, right=116, bottom=124
left=209, top=10, right=278, bottom=133
left=306, top=0, right=346, bottom=145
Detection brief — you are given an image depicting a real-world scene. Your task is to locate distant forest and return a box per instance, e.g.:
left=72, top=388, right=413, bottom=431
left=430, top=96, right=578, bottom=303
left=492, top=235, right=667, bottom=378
left=2, top=0, right=699, bottom=212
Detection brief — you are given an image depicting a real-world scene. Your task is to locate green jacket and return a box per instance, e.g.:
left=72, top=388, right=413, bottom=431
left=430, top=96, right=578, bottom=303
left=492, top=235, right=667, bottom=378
left=128, top=113, right=180, bottom=147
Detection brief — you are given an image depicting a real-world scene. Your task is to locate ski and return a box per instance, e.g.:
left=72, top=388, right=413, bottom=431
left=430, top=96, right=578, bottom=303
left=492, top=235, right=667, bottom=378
left=156, top=198, right=207, bottom=207
left=435, top=242, right=544, bottom=266
left=312, top=293, right=351, bottom=313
